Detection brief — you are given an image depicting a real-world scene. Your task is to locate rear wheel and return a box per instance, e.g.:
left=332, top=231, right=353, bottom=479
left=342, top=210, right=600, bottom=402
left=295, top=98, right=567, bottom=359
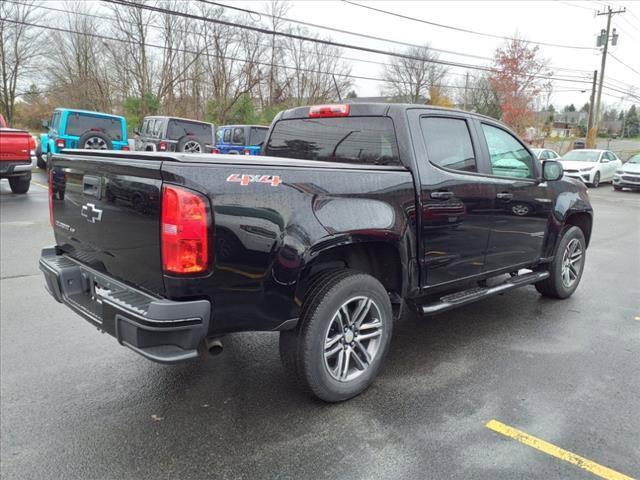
left=279, top=270, right=393, bottom=402
left=9, top=173, right=31, bottom=194
left=36, top=144, right=46, bottom=169
left=535, top=226, right=586, bottom=299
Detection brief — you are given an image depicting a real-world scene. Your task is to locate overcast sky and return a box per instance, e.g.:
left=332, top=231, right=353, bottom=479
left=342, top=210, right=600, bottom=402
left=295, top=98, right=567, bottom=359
left=239, top=0, right=640, bottom=111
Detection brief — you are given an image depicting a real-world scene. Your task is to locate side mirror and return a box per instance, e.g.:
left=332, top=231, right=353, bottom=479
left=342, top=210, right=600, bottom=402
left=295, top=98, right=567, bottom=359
left=542, top=160, right=563, bottom=181
left=134, top=126, right=141, bottom=136
left=601, top=158, right=609, bottom=163
left=41, top=120, right=49, bottom=129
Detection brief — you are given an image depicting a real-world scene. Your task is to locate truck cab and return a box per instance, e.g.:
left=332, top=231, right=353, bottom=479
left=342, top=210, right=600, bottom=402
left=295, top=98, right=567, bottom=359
left=40, top=109, right=128, bottom=166
left=214, top=125, right=268, bottom=155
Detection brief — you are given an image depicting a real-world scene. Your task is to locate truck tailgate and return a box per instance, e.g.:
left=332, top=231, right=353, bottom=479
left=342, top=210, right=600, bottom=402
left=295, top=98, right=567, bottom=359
left=50, top=154, right=165, bottom=295
left=0, top=129, right=32, bottom=162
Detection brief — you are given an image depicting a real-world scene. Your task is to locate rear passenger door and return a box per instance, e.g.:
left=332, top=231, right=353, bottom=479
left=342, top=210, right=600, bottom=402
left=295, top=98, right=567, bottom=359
left=410, top=111, right=495, bottom=287
left=476, top=122, right=549, bottom=271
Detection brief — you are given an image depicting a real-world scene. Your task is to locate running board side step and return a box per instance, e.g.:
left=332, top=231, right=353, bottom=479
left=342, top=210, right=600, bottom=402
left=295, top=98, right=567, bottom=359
left=420, top=271, right=550, bottom=316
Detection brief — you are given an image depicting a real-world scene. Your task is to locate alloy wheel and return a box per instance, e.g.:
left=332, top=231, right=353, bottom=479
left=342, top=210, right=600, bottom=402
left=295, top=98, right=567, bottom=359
left=561, top=238, right=583, bottom=288
left=84, top=136, right=108, bottom=150
left=183, top=141, right=202, bottom=153
left=323, top=296, right=383, bottom=382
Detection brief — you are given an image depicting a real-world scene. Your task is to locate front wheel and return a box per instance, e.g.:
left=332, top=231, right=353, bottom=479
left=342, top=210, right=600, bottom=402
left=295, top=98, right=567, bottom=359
left=535, top=226, right=586, bottom=299
left=613, top=185, right=622, bottom=191
left=591, top=172, right=600, bottom=188
left=279, top=270, right=393, bottom=402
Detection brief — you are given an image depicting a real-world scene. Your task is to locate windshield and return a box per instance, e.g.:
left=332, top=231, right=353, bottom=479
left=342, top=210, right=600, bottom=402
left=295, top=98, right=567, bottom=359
left=264, top=117, right=400, bottom=165
left=628, top=154, right=640, bottom=164
left=562, top=150, right=600, bottom=162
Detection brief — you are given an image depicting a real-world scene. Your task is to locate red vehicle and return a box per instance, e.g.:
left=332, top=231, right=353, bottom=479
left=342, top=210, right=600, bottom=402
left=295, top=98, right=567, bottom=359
left=0, top=113, right=35, bottom=193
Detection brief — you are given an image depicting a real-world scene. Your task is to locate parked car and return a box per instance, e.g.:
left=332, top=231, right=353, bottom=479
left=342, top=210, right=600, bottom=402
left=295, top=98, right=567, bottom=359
left=531, top=148, right=560, bottom=161
left=573, top=139, right=586, bottom=149
left=613, top=153, right=640, bottom=191
left=214, top=124, right=268, bottom=155
left=134, top=116, right=215, bottom=153
left=40, top=109, right=128, bottom=168
left=41, top=103, right=592, bottom=402
left=559, top=149, right=622, bottom=187
left=0, top=113, right=36, bottom=193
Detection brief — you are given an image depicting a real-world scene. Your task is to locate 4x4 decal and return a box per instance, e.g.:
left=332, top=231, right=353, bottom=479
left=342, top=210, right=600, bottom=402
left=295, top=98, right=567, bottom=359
left=226, top=174, right=281, bottom=187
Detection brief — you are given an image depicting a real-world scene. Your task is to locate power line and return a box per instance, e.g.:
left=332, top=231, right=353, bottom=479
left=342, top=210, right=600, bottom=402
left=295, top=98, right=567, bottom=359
left=608, top=52, right=640, bottom=76
left=199, top=0, right=494, bottom=63
left=342, top=0, right=598, bottom=51
left=0, top=17, right=502, bottom=95
left=101, top=0, right=636, bottom=94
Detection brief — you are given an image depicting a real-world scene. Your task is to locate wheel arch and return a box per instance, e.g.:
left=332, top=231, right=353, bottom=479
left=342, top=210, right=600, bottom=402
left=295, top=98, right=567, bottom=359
left=565, top=211, right=593, bottom=247
left=295, top=240, right=407, bottom=318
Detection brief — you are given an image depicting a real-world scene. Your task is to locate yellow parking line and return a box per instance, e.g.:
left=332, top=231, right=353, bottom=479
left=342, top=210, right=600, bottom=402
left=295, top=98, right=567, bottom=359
left=32, top=181, right=48, bottom=190
left=485, top=420, right=634, bottom=480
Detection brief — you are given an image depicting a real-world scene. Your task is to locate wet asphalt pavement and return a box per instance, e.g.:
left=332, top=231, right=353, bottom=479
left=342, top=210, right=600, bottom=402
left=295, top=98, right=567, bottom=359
left=1, top=170, right=639, bottom=479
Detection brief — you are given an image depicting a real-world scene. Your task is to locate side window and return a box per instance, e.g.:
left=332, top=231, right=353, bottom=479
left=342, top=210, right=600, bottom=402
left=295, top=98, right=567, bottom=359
left=152, top=119, right=162, bottom=137
left=223, top=129, right=231, bottom=143
left=232, top=127, right=245, bottom=145
left=249, top=127, right=267, bottom=146
left=481, top=124, right=535, bottom=179
left=141, top=120, right=149, bottom=135
left=605, top=152, right=616, bottom=161
left=51, top=112, right=61, bottom=130
left=420, top=117, right=476, bottom=172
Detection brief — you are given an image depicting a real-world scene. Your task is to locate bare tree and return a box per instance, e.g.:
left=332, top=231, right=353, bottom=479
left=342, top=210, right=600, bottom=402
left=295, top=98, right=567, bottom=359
left=0, top=0, right=42, bottom=124
left=457, top=73, right=502, bottom=119
left=47, top=2, right=113, bottom=111
left=286, top=27, right=352, bottom=105
left=382, top=45, right=448, bottom=104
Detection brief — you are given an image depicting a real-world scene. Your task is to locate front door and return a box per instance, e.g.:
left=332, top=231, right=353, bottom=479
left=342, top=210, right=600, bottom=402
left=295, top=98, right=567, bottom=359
left=411, top=111, right=495, bottom=287
left=476, top=122, right=548, bottom=271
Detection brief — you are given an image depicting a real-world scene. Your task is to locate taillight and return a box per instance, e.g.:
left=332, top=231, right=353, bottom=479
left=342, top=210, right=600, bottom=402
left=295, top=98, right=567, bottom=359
left=244, top=149, right=250, bottom=155
left=121, top=146, right=130, bottom=151
left=55, top=138, right=65, bottom=150
left=309, top=104, right=350, bottom=118
left=211, top=148, right=220, bottom=154
left=161, top=185, right=210, bottom=275
left=159, top=142, right=168, bottom=151
left=48, top=169, right=53, bottom=227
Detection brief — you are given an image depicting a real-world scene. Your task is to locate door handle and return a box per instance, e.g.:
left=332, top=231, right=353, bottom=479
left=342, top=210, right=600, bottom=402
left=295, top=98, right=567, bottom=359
left=496, top=192, right=513, bottom=200
left=430, top=190, right=454, bottom=200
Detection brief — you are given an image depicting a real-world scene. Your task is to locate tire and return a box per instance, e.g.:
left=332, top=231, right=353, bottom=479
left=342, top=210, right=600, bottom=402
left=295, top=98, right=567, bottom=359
left=177, top=136, right=204, bottom=153
left=9, top=173, right=31, bottom=194
left=535, top=226, right=586, bottom=299
left=36, top=144, right=46, bottom=169
left=78, top=131, right=112, bottom=150
left=613, top=185, right=622, bottom=191
left=279, top=269, right=393, bottom=402
left=591, top=172, right=600, bottom=188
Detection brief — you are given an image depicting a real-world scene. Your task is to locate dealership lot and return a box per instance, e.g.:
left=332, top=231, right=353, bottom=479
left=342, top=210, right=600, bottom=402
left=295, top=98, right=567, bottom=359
left=1, top=171, right=639, bottom=479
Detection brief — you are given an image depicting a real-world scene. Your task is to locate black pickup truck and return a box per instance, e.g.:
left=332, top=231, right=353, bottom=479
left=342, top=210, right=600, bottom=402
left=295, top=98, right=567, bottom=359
left=40, top=103, right=593, bottom=402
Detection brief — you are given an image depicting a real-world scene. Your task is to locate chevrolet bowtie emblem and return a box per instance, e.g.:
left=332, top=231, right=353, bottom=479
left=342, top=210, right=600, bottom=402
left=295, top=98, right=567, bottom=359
left=81, top=203, right=103, bottom=223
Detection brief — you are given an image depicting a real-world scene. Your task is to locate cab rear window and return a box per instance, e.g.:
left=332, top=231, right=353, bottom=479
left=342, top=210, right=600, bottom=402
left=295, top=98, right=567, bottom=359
left=264, top=117, right=400, bottom=165
left=66, top=114, right=123, bottom=140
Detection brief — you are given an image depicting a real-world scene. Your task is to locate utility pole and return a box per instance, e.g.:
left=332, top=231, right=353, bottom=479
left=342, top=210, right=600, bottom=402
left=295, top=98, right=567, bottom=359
left=593, top=6, right=625, bottom=133
left=586, top=70, right=598, bottom=147
left=463, top=72, right=469, bottom=111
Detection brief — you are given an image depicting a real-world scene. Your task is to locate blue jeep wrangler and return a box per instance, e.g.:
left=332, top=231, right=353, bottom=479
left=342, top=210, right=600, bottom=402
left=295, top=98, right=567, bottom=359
left=214, top=125, right=268, bottom=155
left=39, top=109, right=128, bottom=168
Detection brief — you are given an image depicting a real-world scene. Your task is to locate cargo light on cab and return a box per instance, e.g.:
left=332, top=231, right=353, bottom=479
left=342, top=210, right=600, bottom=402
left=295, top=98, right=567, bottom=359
left=309, top=104, right=350, bottom=118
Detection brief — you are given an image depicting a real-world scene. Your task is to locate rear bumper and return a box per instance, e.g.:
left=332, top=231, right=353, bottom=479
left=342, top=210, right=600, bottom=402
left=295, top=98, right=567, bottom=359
left=0, top=158, right=33, bottom=177
left=39, top=247, right=211, bottom=364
